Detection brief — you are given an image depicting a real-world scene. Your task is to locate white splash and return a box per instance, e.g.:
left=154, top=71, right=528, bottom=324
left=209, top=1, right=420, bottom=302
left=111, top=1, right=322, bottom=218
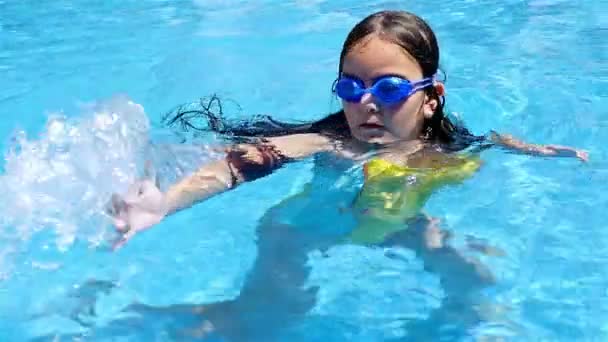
left=0, top=94, right=217, bottom=257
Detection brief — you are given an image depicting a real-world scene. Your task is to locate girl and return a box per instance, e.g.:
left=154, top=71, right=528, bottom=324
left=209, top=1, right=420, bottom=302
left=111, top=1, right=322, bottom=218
left=109, top=10, right=586, bottom=341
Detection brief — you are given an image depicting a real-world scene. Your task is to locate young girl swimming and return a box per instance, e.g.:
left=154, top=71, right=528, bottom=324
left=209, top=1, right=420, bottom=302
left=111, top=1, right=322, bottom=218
left=109, top=10, right=587, bottom=340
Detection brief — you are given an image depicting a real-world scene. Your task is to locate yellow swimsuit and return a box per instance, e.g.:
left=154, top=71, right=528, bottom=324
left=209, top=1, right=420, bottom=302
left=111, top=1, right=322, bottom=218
left=349, top=155, right=482, bottom=244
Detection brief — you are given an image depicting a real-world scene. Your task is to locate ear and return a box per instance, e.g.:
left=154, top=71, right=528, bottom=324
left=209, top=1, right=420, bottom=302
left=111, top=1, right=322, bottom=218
left=422, top=82, right=445, bottom=119
left=423, top=96, right=438, bottom=119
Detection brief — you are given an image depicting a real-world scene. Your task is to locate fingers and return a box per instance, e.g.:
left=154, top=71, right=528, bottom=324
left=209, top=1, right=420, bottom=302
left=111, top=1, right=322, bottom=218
left=105, top=193, right=123, bottom=217
left=576, top=150, right=589, bottom=162
left=113, top=237, right=128, bottom=250
left=545, top=145, right=589, bottom=162
left=113, top=218, right=128, bottom=232
left=112, top=226, right=139, bottom=250
left=143, top=160, right=160, bottom=188
left=107, top=193, right=132, bottom=233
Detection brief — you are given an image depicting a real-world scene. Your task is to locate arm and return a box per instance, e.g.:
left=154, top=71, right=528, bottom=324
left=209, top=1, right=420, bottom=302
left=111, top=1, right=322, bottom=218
left=488, top=131, right=588, bottom=161
left=110, top=133, right=334, bottom=247
left=166, top=133, right=334, bottom=214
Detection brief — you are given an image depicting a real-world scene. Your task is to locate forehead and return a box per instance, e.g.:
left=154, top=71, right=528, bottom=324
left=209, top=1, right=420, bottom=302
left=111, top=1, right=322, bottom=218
left=341, top=35, right=422, bottom=81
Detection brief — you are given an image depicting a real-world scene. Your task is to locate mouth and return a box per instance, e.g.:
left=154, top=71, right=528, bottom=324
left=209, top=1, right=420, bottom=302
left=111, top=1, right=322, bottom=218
left=359, top=123, right=384, bottom=130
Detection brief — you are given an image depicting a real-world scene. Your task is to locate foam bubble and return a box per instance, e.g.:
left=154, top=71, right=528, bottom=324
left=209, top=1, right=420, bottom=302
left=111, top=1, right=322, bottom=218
left=0, top=94, right=217, bottom=263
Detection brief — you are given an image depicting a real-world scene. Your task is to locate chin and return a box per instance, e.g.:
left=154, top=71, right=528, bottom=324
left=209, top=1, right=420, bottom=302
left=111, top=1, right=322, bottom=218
left=358, top=135, right=396, bottom=145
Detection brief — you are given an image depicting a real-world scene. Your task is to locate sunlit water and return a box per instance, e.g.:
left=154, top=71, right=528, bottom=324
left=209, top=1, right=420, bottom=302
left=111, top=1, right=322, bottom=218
left=0, top=1, right=606, bottom=341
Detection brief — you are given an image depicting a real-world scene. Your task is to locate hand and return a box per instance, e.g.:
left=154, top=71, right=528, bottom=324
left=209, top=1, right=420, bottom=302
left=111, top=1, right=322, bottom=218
left=490, top=132, right=589, bottom=162
left=539, top=145, right=589, bottom=162
left=108, top=167, right=168, bottom=249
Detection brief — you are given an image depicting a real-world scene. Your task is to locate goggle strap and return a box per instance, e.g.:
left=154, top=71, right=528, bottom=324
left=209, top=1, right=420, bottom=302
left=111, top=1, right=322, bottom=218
left=410, top=76, right=436, bottom=92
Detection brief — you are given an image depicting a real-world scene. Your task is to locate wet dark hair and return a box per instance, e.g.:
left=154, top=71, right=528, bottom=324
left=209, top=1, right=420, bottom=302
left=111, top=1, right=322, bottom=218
left=164, top=10, right=484, bottom=151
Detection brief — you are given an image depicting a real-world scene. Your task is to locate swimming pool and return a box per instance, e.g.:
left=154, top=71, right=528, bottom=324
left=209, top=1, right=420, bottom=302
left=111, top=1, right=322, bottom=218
left=0, top=0, right=606, bottom=340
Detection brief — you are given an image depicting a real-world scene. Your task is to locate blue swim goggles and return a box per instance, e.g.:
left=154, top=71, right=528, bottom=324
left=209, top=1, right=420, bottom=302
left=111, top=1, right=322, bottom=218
left=334, top=74, right=435, bottom=105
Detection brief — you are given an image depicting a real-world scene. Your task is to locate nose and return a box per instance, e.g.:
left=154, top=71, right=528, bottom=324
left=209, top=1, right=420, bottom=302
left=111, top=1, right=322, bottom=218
left=360, top=92, right=380, bottom=114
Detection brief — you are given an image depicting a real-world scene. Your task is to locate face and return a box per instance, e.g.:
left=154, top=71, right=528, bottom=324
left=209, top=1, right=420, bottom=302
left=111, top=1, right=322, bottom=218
left=340, top=35, right=437, bottom=144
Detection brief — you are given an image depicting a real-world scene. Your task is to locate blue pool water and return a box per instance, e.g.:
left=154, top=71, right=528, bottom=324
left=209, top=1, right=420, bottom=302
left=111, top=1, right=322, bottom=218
left=0, top=0, right=606, bottom=340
